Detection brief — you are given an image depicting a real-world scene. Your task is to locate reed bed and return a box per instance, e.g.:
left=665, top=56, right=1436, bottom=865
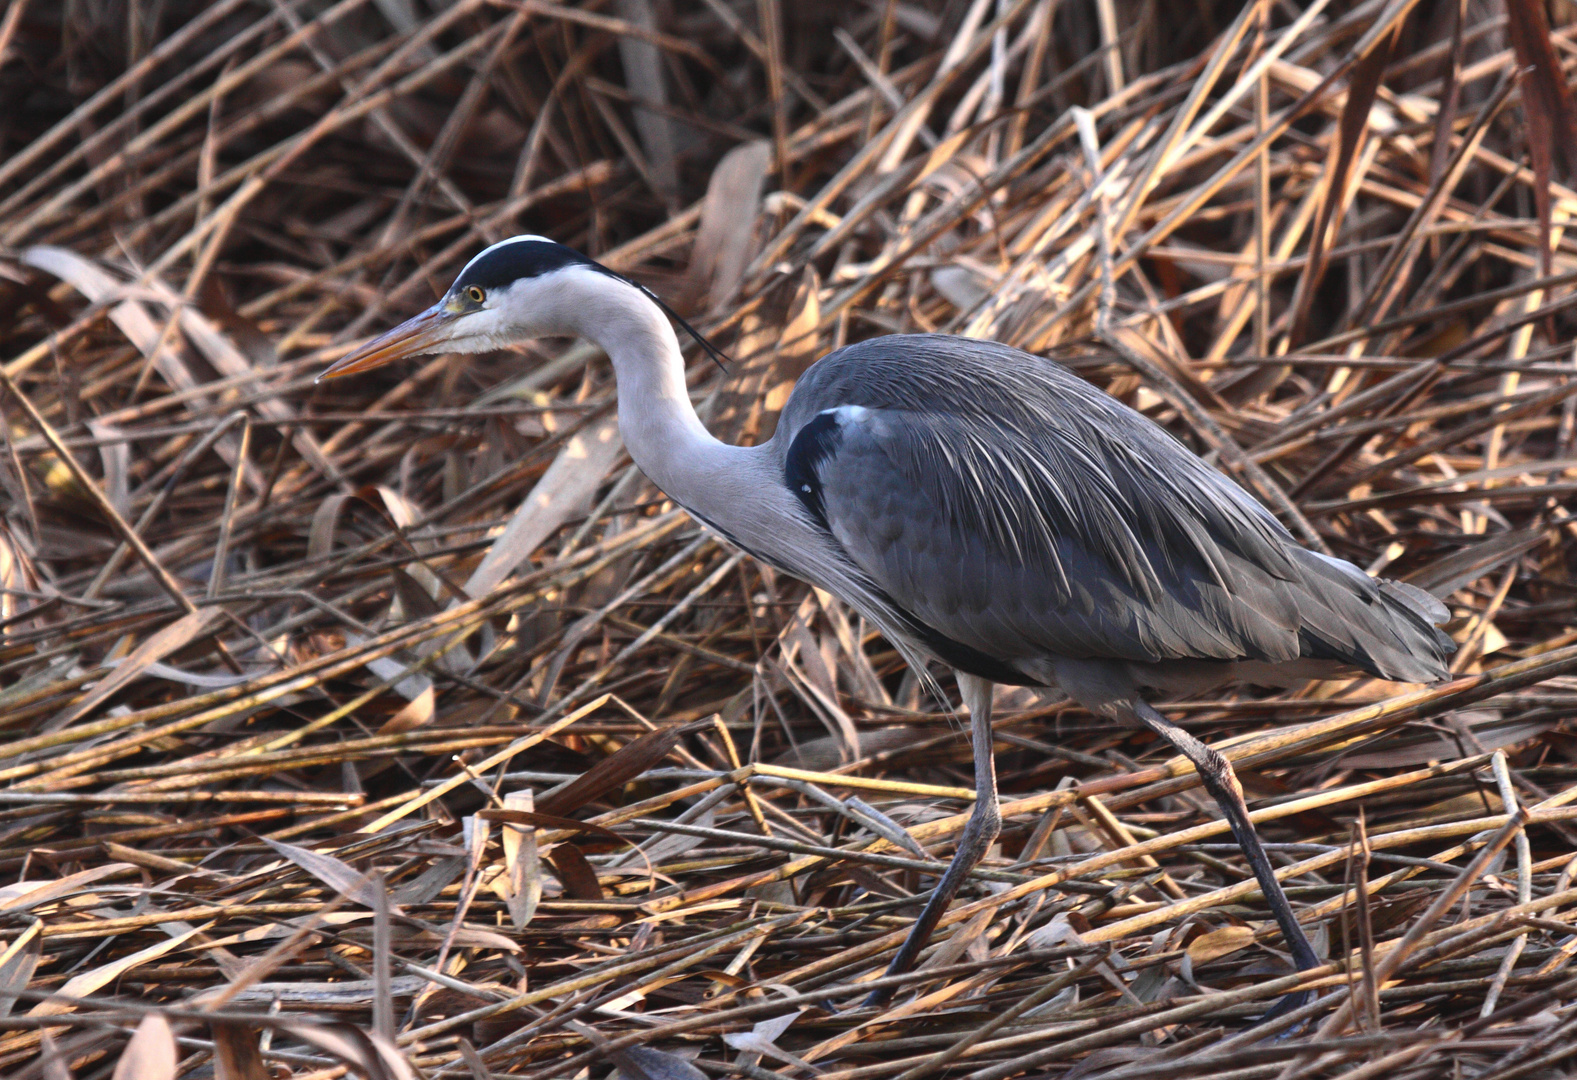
left=2, top=0, right=1577, bottom=1076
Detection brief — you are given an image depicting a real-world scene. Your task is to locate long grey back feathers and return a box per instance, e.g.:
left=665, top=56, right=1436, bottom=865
left=774, top=335, right=1454, bottom=690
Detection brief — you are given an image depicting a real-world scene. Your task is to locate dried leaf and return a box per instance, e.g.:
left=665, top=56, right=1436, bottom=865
left=31, top=926, right=204, bottom=1016
left=308, top=486, right=417, bottom=561
left=199, top=912, right=372, bottom=952
left=1507, top=0, right=1577, bottom=181
left=0, top=920, right=42, bottom=1018
left=211, top=1022, right=267, bottom=1080
left=548, top=843, right=604, bottom=901
left=1287, top=14, right=1402, bottom=347
left=273, top=1020, right=419, bottom=1080
left=390, top=565, right=443, bottom=622
left=20, top=246, right=259, bottom=489
left=351, top=633, right=435, bottom=703
left=443, top=926, right=523, bottom=952
left=501, top=790, right=542, bottom=929
left=685, top=140, right=771, bottom=311
left=87, top=419, right=129, bottom=518
left=477, top=807, right=632, bottom=845
left=613, top=1044, right=708, bottom=1080
left=0, top=863, right=136, bottom=912
left=457, top=1037, right=490, bottom=1080
left=49, top=609, right=221, bottom=730
left=111, top=1014, right=177, bottom=1080
left=1185, top=924, right=1255, bottom=965
left=614, top=0, right=678, bottom=201
left=210, top=977, right=424, bottom=1007
left=721, top=1011, right=815, bottom=1071
left=307, top=492, right=355, bottom=562
left=1426, top=0, right=1466, bottom=185
left=37, top=1030, right=72, bottom=1080
left=378, top=684, right=435, bottom=734
left=464, top=418, right=623, bottom=599
left=566, top=1018, right=707, bottom=1080
left=391, top=856, right=466, bottom=906
left=536, top=724, right=685, bottom=817
left=629, top=803, right=714, bottom=866
left=260, top=838, right=386, bottom=910
left=1505, top=0, right=1577, bottom=331
left=1402, top=529, right=1546, bottom=598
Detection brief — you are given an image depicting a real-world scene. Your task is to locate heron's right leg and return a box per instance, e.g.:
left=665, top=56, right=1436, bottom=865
left=1128, top=700, right=1318, bottom=1016
left=864, top=672, right=1000, bottom=1008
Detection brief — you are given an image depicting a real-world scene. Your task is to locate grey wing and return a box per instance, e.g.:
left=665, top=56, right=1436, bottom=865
left=778, top=335, right=1452, bottom=684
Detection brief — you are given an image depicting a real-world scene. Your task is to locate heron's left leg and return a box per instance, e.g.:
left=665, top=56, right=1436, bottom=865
left=864, top=672, right=1000, bottom=1007
left=1128, top=699, right=1319, bottom=1005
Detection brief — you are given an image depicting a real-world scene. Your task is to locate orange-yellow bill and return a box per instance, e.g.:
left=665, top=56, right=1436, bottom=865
left=317, top=305, right=455, bottom=382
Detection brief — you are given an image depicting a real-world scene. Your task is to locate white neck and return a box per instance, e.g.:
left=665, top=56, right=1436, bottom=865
left=546, top=270, right=756, bottom=529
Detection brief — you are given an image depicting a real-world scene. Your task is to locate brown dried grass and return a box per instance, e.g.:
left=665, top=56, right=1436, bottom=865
left=2, top=0, right=1577, bottom=1077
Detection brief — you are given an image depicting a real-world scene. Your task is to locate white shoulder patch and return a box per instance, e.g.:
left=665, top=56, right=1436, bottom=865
left=825, top=404, right=870, bottom=424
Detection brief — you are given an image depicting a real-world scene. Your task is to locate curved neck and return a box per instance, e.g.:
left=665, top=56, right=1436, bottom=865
left=548, top=271, right=854, bottom=620
left=560, top=278, right=740, bottom=514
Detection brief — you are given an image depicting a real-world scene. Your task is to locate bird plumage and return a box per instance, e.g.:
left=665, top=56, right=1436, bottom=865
left=773, top=334, right=1453, bottom=697
left=320, top=235, right=1458, bottom=1018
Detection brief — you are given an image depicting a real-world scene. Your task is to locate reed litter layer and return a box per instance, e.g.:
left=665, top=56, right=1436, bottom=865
left=3, top=0, right=1577, bottom=1077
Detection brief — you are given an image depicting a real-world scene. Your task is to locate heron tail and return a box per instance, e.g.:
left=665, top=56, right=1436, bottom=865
left=1292, top=550, right=1456, bottom=684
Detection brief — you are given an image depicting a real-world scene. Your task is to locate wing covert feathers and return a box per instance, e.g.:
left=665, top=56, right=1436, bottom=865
left=776, top=335, right=1454, bottom=684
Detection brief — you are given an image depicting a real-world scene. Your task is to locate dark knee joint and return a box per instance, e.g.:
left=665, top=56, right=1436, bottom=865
left=1200, top=746, right=1245, bottom=799
left=972, top=797, right=1001, bottom=837
left=957, top=800, right=1001, bottom=857
left=964, top=814, right=1001, bottom=867
left=983, top=803, right=1002, bottom=839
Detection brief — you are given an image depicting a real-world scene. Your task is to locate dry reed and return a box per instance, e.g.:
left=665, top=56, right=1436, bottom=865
left=2, top=0, right=1577, bottom=1076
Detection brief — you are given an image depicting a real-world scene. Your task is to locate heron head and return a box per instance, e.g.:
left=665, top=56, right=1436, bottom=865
left=317, top=236, right=625, bottom=381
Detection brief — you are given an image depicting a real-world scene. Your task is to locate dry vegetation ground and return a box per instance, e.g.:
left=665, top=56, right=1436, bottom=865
left=3, top=0, right=1577, bottom=1076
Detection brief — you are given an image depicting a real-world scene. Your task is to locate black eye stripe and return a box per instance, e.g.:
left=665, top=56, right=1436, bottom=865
left=449, top=237, right=735, bottom=371
left=452, top=240, right=607, bottom=292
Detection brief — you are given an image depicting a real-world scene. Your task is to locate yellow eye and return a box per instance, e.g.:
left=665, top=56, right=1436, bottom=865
left=465, top=285, right=485, bottom=304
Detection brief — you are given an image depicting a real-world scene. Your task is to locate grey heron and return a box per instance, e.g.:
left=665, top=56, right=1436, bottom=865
left=320, top=235, right=1454, bottom=1011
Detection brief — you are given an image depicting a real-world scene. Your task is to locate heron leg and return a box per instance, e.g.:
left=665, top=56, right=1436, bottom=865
left=1129, top=700, right=1319, bottom=1009
left=864, top=672, right=1001, bottom=1008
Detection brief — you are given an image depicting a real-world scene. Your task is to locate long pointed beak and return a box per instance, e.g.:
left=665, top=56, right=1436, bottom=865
left=317, top=305, right=458, bottom=382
